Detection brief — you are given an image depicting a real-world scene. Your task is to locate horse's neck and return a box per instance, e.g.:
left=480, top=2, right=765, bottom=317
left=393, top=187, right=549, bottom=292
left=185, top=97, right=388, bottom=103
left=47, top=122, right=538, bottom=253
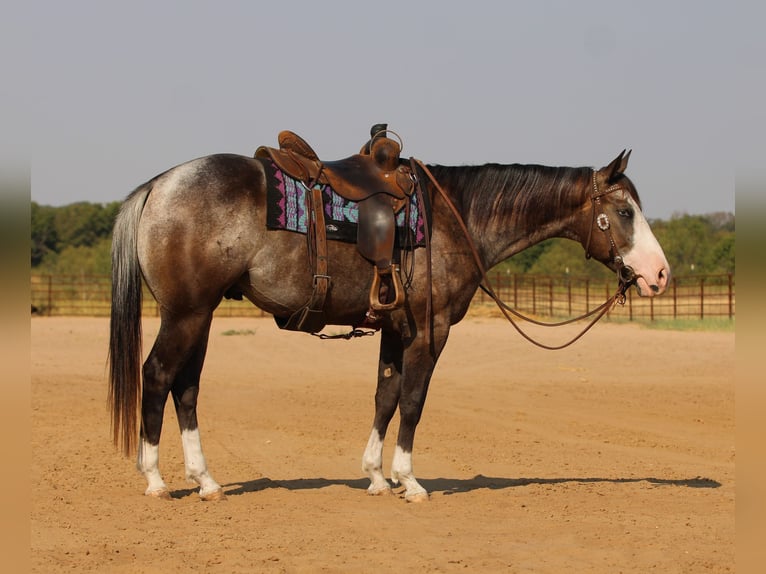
left=431, top=163, right=589, bottom=268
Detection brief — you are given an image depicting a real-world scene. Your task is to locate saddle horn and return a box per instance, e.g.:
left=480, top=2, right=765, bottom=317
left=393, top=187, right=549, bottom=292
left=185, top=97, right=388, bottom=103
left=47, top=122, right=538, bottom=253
left=362, top=123, right=389, bottom=154
left=370, top=123, right=388, bottom=138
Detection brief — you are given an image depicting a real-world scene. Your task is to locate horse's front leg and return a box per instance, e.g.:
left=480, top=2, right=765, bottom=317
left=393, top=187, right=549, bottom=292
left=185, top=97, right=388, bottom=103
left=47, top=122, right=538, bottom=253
left=362, top=329, right=402, bottom=496
left=390, top=336, right=440, bottom=503
left=363, top=323, right=449, bottom=502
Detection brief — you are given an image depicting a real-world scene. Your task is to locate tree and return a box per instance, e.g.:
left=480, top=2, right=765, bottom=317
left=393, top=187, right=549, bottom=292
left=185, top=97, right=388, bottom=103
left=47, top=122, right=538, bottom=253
left=31, top=201, right=121, bottom=270
left=652, top=214, right=713, bottom=274
left=31, top=202, right=58, bottom=266
left=495, top=241, right=551, bottom=274
left=705, top=233, right=735, bottom=274
left=49, top=238, right=112, bottom=276
left=53, top=202, right=119, bottom=250
left=527, top=239, right=613, bottom=279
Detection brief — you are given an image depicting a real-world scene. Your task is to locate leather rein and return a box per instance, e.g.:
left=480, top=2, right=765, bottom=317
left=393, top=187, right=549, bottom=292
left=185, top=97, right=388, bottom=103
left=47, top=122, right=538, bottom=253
left=414, top=160, right=637, bottom=350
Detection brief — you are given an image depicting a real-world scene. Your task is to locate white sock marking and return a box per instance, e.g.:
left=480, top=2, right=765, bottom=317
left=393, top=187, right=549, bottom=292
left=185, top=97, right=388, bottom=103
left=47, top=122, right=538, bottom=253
left=137, top=438, right=167, bottom=495
left=391, top=445, right=427, bottom=499
left=362, top=429, right=390, bottom=493
left=181, top=428, right=222, bottom=497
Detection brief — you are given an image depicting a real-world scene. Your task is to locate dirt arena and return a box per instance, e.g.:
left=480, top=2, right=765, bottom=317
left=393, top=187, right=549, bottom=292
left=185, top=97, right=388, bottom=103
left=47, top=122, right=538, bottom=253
left=31, top=315, right=734, bottom=573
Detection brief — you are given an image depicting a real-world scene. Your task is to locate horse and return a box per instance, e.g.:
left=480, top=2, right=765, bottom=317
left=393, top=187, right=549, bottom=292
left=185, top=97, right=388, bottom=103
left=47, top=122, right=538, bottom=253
left=108, top=142, right=670, bottom=503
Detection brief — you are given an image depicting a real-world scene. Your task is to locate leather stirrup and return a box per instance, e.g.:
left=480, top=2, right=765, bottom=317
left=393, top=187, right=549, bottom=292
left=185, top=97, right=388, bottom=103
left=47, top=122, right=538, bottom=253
left=369, top=265, right=405, bottom=311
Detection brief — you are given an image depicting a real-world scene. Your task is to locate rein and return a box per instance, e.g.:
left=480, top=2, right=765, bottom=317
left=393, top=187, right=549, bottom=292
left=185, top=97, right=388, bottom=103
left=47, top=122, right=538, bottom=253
left=414, top=160, right=634, bottom=350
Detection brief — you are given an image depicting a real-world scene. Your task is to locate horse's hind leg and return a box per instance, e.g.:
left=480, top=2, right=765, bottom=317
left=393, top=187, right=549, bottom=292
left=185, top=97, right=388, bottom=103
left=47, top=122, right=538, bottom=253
left=138, top=312, right=220, bottom=499
left=170, top=316, right=224, bottom=501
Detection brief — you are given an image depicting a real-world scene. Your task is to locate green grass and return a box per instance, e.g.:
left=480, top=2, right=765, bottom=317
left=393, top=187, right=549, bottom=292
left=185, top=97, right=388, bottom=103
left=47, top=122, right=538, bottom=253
left=613, top=317, right=735, bottom=332
left=220, top=329, right=257, bottom=336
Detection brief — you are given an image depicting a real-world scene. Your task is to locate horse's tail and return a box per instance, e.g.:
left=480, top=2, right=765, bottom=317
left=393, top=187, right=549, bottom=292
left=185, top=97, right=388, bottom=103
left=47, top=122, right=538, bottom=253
left=108, top=182, right=151, bottom=456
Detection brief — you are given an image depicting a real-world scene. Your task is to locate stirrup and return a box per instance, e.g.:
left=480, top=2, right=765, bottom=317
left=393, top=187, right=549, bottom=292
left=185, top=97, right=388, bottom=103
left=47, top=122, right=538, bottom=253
left=369, top=265, right=405, bottom=311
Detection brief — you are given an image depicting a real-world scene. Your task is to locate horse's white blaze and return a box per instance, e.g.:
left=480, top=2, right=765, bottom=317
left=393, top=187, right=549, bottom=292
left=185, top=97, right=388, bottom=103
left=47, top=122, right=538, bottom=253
left=362, top=429, right=390, bottom=494
left=180, top=428, right=222, bottom=497
left=137, top=438, right=167, bottom=495
left=621, top=197, right=670, bottom=296
left=391, top=445, right=427, bottom=500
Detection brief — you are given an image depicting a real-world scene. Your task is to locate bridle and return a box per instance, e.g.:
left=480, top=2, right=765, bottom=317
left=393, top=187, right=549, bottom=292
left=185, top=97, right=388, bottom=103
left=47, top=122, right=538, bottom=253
left=583, top=170, right=638, bottom=297
left=414, top=160, right=638, bottom=350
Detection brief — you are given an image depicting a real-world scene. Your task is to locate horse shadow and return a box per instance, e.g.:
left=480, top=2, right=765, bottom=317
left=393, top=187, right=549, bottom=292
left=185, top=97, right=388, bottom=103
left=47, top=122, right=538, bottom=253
left=423, top=474, right=722, bottom=494
left=169, top=474, right=721, bottom=499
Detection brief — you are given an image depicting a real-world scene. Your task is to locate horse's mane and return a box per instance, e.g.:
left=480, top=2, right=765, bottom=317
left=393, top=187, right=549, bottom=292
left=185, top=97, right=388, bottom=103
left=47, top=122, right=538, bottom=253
left=426, top=163, right=595, bottom=229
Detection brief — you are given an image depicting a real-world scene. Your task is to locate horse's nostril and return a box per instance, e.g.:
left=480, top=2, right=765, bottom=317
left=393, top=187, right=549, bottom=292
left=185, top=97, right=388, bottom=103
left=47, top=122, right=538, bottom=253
left=651, top=284, right=660, bottom=293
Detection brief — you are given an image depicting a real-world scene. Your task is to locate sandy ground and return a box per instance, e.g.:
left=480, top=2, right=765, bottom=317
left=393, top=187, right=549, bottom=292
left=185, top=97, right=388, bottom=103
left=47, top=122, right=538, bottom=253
left=31, top=315, right=734, bottom=573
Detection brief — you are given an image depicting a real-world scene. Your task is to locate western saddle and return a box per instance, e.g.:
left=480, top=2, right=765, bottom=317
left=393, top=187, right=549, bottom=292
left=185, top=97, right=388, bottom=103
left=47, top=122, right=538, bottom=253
left=255, top=124, right=419, bottom=333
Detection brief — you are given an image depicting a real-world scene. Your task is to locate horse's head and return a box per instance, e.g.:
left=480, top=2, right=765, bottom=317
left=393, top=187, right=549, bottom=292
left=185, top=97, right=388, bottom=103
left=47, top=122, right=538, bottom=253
left=580, top=151, right=670, bottom=297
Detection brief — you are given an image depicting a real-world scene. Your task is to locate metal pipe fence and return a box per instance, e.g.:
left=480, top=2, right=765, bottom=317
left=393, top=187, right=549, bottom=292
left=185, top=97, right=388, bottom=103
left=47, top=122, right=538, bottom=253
left=30, top=272, right=735, bottom=321
left=472, top=273, right=735, bottom=321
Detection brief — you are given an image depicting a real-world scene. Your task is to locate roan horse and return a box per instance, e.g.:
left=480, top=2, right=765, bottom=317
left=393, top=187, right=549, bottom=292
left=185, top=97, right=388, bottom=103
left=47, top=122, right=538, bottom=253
left=108, top=133, right=670, bottom=502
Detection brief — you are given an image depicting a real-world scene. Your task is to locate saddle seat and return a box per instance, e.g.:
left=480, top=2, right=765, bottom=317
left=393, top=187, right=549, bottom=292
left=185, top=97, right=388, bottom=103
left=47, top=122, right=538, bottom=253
left=256, top=130, right=414, bottom=204
left=255, top=125, right=416, bottom=316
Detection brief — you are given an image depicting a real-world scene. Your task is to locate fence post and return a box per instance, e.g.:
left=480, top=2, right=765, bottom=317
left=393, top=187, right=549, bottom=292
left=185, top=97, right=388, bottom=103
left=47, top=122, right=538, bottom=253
left=672, top=277, right=677, bottom=319
left=700, top=277, right=705, bottom=319
left=585, top=279, right=590, bottom=314
left=47, top=275, right=53, bottom=316
left=532, top=277, right=537, bottom=315
left=549, top=278, right=553, bottom=317
left=567, top=279, right=572, bottom=316
left=728, top=273, right=733, bottom=320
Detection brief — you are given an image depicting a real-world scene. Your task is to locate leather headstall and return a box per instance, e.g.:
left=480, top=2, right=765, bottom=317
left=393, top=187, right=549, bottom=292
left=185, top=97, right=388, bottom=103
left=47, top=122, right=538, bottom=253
left=584, top=170, right=637, bottom=300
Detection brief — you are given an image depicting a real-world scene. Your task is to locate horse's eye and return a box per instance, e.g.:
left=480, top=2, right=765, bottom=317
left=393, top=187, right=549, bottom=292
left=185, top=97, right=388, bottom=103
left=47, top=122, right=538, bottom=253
left=617, top=208, right=633, bottom=219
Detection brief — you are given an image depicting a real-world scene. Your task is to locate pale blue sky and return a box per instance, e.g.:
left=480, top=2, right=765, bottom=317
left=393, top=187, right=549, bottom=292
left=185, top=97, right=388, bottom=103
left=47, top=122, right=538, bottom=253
left=7, top=1, right=763, bottom=219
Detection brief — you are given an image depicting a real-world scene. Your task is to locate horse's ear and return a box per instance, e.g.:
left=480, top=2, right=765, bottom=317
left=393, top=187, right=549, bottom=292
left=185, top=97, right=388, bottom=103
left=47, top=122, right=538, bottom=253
left=620, top=149, right=632, bottom=173
left=602, top=149, right=630, bottom=182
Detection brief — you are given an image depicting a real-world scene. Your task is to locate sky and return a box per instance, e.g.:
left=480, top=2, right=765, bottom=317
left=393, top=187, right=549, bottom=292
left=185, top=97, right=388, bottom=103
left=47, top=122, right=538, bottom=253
left=5, top=1, right=763, bottom=220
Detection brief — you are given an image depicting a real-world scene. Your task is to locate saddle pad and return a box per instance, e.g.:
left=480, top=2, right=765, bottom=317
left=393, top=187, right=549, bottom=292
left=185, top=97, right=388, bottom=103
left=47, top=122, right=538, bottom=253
left=264, top=160, right=427, bottom=248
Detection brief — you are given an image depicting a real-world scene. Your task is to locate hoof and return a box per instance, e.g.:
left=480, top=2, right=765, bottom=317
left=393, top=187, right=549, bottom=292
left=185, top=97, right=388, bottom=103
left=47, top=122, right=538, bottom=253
left=404, top=491, right=429, bottom=503
left=199, top=488, right=226, bottom=501
left=367, top=485, right=393, bottom=496
left=146, top=488, right=172, bottom=500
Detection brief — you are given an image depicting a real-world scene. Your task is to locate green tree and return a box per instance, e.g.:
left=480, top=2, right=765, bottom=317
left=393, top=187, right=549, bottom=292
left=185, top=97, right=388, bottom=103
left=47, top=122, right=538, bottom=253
left=527, top=239, right=613, bottom=279
left=49, top=237, right=113, bottom=276
left=705, top=233, right=735, bottom=274
left=31, top=200, right=121, bottom=270
left=53, top=202, right=118, bottom=250
left=31, top=202, right=58, bottom=266
left=652, top=213, right=736, bottom=275
left=495, top=241, right=551, bottom=274
left=652, top=214, right=713, bottom=274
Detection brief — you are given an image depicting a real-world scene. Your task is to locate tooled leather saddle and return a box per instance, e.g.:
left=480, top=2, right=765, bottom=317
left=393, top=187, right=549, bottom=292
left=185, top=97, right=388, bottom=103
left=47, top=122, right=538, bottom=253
left=255, top=124, right=420, bottom=333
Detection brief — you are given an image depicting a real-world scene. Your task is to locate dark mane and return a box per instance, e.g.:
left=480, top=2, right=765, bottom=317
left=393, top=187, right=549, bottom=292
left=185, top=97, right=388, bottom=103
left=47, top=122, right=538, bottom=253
left=427, top=163, right=593, bottom=229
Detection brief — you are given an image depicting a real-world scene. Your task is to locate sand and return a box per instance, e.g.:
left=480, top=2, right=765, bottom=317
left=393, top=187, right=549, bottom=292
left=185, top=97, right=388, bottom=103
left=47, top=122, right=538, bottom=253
left=31, top=316, right=734, bottom=573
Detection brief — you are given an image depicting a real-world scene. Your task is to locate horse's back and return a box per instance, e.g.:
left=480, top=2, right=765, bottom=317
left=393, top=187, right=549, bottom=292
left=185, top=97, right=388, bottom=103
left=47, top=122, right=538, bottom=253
left=143, top=154, right=266, bottom=207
